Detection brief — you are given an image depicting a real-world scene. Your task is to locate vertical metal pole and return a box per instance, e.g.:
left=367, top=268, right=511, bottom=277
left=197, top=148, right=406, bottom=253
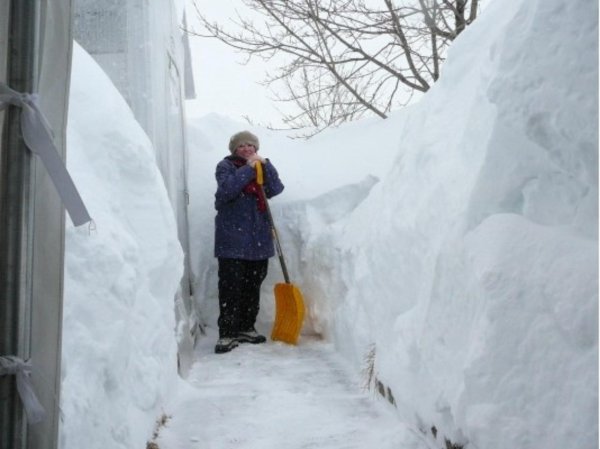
left=0, top=1, right=37, bottom=448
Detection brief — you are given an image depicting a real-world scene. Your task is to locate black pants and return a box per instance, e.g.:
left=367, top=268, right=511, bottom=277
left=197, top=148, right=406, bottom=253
left=217, top=258, right=268, bottom=338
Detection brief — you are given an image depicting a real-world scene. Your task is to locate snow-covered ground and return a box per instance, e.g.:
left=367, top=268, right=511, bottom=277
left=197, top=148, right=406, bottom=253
left=61, top=0, right=597, bottom=448
left=157, top=332, right=429, bottom=449
left=186, top=0, right=598, bottom=447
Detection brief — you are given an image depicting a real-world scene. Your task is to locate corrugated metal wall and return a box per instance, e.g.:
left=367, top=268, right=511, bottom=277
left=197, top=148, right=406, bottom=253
left=0, top=1, right=73, bottom=448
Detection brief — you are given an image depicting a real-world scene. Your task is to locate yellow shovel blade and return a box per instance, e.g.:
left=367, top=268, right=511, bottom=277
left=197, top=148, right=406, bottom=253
left=271, top=282, right=305, bottom=345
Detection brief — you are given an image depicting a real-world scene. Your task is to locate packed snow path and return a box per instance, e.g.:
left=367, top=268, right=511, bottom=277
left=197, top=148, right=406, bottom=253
left=156, top=333, right=427, bottom=449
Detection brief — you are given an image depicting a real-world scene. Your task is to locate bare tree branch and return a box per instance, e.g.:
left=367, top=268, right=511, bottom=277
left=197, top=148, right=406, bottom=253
left=187, top=0, right=481, bottom=136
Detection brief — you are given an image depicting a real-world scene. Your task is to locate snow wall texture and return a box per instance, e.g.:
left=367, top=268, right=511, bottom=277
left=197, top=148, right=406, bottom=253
left=188, top=0, right=598, bottom=448
left=61, top=43, right=184, bottom=449
left=296, top=0, right=598, bottom=448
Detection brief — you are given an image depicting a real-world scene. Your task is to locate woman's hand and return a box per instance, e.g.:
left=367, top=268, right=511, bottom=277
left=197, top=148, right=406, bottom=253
left=246, top=154, right=266, bottom=167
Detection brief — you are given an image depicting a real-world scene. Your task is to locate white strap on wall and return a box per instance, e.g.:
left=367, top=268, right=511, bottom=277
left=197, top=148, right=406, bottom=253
left=0, top=82, right=91, bottom=226
left=0, top=356, right=46, bottom=424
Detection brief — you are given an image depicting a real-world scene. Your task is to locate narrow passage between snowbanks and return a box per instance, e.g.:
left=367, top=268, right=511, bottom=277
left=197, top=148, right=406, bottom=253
left=156, top=334, right=427, bottom=449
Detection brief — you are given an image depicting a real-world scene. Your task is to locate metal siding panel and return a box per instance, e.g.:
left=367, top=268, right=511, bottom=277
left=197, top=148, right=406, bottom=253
left=27, top=1, right=73, bottom=448
left=0, top=2, right=38, bottom=447
left=0, top=0, right=71, bottom=448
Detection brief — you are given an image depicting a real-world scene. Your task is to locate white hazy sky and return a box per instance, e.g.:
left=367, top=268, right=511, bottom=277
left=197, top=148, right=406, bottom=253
left=183, top=0, right=493, bottom=128
left=184, top=0, right=292, bottom=127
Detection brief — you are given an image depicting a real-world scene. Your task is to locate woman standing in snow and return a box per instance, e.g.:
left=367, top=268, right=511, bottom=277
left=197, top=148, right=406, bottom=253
left=213, top=130, right=285, bottom=354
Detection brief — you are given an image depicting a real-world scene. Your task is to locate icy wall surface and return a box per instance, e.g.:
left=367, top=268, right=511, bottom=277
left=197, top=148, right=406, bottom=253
left=61, top=43, right=184, bottom=449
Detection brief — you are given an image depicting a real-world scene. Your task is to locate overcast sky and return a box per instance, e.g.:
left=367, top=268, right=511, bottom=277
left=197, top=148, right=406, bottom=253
left=183, top=1, right=493, bottom=129
left=184, top=0, right=291, bottom=127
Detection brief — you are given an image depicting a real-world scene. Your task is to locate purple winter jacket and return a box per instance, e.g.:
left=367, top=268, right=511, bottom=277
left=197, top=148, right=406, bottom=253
left=214, top=155, right=284, bottom=260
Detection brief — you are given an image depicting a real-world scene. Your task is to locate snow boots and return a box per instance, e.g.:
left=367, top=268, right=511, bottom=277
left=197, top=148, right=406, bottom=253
left=237, top=329, right=267, bottom=344
left=214, top=329, right=267, bottom=354
left=214, top=337, right=240, bottom=354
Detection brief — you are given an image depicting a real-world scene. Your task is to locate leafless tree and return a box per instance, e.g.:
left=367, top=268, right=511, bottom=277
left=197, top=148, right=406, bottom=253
left=189, top=0, right=480, bottom=136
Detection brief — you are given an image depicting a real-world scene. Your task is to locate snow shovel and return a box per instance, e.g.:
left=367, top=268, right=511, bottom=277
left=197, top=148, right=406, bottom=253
left=256, top=162, right=305, bottom=344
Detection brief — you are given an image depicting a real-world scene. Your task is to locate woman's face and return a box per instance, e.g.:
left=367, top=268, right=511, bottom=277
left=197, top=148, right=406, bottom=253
left=235, top=143, right=257, bottom=160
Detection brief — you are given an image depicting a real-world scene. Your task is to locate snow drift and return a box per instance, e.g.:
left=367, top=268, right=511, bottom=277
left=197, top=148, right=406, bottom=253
left=61, top=43, right=184, bottom=449
left=299, top=0, right=598, bottom=447
left=188, top=0, right=598, bottom=447
left=56, top=0, right=597, bottom=446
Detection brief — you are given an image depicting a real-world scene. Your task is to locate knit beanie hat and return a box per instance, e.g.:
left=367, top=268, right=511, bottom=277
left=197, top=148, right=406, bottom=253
left=229, top=130, right=260, bottom=153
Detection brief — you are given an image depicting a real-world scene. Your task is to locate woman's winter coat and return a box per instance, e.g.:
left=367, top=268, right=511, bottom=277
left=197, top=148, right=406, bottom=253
left=214, top=155, right=284, bottom=260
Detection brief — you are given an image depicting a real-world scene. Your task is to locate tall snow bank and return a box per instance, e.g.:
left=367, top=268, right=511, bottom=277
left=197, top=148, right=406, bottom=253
left=186, top=0, right=597, bottom=446
left=295, top=0, right=597, bottom=448
left=61, top=42, right=184, bottom=449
